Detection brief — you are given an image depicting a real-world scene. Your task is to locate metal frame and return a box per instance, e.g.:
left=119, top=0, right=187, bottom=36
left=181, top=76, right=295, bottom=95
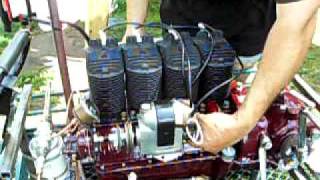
left=0, top=84, right=32, bottom=178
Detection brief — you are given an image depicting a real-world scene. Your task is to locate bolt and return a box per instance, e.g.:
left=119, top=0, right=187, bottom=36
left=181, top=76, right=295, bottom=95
left=222, top=147, right=236, bottom=162
left=128, top=172, right=137, bottom=180
left=130, top=110, right=136, bottom=116
left=261, top=135, right=272, bottom=150
left=95, top=147, right=99, bottom=153
left=285, top=147, right=292, bottom=156
left=280, top=104, right=287, bottom=111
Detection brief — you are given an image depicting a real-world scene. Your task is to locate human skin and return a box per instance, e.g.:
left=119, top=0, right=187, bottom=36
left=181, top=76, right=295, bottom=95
left=123, top=0, right=148, bottom=42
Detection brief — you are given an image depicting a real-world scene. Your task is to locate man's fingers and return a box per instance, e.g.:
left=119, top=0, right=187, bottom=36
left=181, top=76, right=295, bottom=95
left=188, top=140, right=220, bottom=154
left=196, top=113, right=207, bottom=125
left=178, top=99, right=191, bottom=107
left=188, top=140, right=202, bottom=149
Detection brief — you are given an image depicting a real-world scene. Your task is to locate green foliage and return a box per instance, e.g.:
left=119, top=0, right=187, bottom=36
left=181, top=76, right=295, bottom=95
left=16, top=69, right=52, bottom=92
left=117, top=0, right=126, bottom=12
left=0, top=22, right=22, bottom=53
left=299, top=45, right=320, bottom=92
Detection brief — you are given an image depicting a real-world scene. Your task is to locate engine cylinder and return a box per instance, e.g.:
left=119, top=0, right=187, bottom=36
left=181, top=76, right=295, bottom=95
left=158, top=32, right=201, bottom=101
left=123, top=36, right=162, bottom=110
left=86, top=39, right=125, bottom=122
left=194, top=30, right=236, bottom=102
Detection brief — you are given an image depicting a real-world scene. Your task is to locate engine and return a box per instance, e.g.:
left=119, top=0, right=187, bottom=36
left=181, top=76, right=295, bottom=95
left=71, top=28, right=320, bottom=179
left=2, top=26, right=319, bottom=180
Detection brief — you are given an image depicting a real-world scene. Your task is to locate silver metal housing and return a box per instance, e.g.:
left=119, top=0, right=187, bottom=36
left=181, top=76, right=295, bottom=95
left=137, top=100, right=184, bottom=156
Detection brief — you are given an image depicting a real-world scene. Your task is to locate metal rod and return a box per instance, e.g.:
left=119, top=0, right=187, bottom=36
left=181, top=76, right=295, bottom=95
left=303, top=109, right=320, bottom=131
left=293, top=74, right=320, bottom=111
left=298, top=110, right=310, bottom=165
left=25, top=0, right=32, bottom=21
left=27, top=108, right=66, bottom=116
left=31, top=89, right=89, bottom=100
left=43, top=83, right=52, bottom=123
left=47, top=0, right=73, bottom=118
left=299, top=110, right=307, bottom=149
left=3, top=0, right=12, bottom=21
left=304, top=163, right=320, bottom=180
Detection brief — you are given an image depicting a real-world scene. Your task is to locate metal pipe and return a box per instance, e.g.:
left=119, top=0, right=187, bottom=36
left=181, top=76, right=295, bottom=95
left=0, top=0, right=11, bottom=32
left=47, top=0, right=73, bottom=118
left=303, top=109, right=320, bottom=130
left=298, top=109, right=308, bottom=164
left=294, top=74, right=320, bottom=111
left=289, top=89, right=316, bottom=108
left=43, top=83, right=52, bottom=123
left=31, top=89, right=89, bottom=100
left=27, top=108, right=66, bottom=116
left=0, top=30, right=30, bottom=80
left=3, top=0, right=12, bottom=21
left=25, top=0, right=32, bottom=20
left=299, top=110, right=307, bottom=149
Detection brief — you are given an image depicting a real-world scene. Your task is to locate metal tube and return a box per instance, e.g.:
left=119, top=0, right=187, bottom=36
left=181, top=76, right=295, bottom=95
left=27, top=107, right=66, bottom=116
left=303, top=109, right=320, bottom=130
left=294, top=74, right=320, bottom=110
left=25, top=0, right=33, bottom=20
left=298, top=110, right=308, bottom=163
left=43, top=83, right=52, bottom=123
left=31, top=89, right=89, bottom=100
left=258, top=147, right=267, bottom=180
left=0, top=30, right=30, bottom=79
left=47, top=0, right=73, bottom=118
left=299, top=110, right=307, bottom=149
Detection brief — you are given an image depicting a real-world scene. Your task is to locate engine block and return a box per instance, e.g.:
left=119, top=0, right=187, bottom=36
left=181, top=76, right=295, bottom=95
left=66, top=85, right=318, bottom=179
left=79, top=29, right=319, bottom=179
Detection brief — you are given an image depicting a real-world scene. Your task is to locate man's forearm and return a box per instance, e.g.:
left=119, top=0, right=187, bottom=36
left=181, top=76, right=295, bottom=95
left=237, top=2, right=319, bottom=133
left=126, top=0, right=148, bottom=33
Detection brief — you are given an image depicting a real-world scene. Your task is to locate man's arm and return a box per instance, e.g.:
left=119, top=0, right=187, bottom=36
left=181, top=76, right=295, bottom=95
left=123, top=0, right=149, bottom=41
left=196, top=0, right=319, bottom=153
left=238, top=0, right=319, bottom=131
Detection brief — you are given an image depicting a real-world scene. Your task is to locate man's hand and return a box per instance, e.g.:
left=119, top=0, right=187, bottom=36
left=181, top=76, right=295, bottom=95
left=194, top=113, right=249, bottom=154
left=122, top=27, right=145, bottom=42
left=123, top=0, right=149, bottom=42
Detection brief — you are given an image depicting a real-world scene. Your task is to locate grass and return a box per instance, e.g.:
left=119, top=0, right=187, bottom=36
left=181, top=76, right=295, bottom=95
left=299, top=45, right=320, bottom=92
